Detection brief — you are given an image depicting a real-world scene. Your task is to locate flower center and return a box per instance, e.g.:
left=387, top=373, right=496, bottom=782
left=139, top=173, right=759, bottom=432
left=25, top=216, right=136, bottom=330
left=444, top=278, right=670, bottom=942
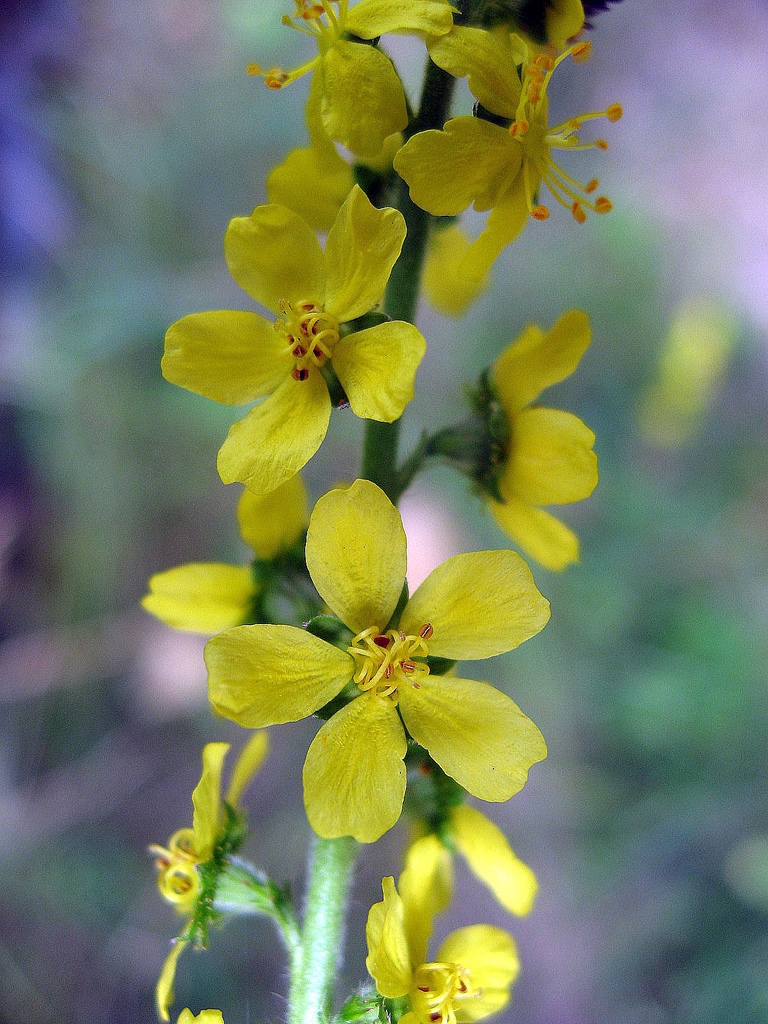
left=509, top=40, right=622, bottom=224
left=411, top=961, right=480, bottom=1024
left=347, top=623, right=433, bottom=703
left=149, top=827, right=203, bottom=908
left=247, top=1, right=347, bottom=89
left=275, top=298, right=340, bottom=382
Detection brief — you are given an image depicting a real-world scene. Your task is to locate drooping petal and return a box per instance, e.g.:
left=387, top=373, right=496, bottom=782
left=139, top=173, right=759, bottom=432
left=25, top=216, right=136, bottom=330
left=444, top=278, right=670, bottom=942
left=460, top=181, right=529, bottom=284
left=365, top=876, right=414, bottom=998
left=427, top=25, right=521, bottom=118
left=492, top=310, right=591, bottom=413
left=217, top=373, right=331, bottom=495
left=346, top=0, right=455, bottom=39
left=394, top=117, right=520, bottom=217
left=162, top=311, right=292, bottom=405
left=488, top=495, right=580, bottom=571
left=225, top=731, right=269, bottom=809
left=435, top=925, right=519, bottom=1021
left=423, top=225, right=491, bottom=316
left=399, top=550, right=550, bottom=660
left=321, top=41, right=408, bottom=159
left=142, top=563, right=255, bottom=634
left=206, top=624, right=353, bottom=727
left=449, top=804, right=537, bottom=916
left=399, top=834, right=453, bottom=967
left=546, top=0, right=585, bottom=49
left=237, top=475, right=308, bottom=560
left=156, top=940, right=188, bottom=1022
left=303, top=693, right=407, bottom=842
left=192, top=742, right=229, bottom=861
left=332, top=321, right=425, bottom=422
left=323, top=186, right=406, bottom=323
left=398, top=676, right=547, bottom=801
left=224, top=205, right=325, bottom=313
left=266, top=145, right=353, bottom=233
left=305, top=479, right=407, bottom=634
left=503, top=407, right=598, bottom=505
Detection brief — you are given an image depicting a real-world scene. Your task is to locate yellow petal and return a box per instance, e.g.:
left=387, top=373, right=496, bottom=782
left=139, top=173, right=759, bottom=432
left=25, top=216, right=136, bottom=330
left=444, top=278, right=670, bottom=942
left=449, top=805, right=537, bottom=916
left=323, top=186, right=406, bottom=323
left=266, top=145, right=353, bottom=234
left=321, top=41, right=408, bottom=159
left=192, top=742, right=229, bottom=860
left=398, top=676, right=547, bottom=801
left=503, top=407, right=597, bottom=506
left=162, top=311, right=292, bottom=405
left=332, top=321, right=425, bottom=422
left=237, top=475, right=308, bottom=560
left=428, top=26, right=521, bottom=117
left=399, top=550, right=550, bottom=660
left=394, top=118, right=520, bottom=217
left=176, top=1012, right=225, bottom=1024
left=423, top=225, right=490, bottom=317
left=225, top=731, right=269, bottom=808
left=399, top=835, right=453, bottom=967
left=346, top=0, right=455, bottom=39
left=217, top=373, right=331, bottom=495
left=546, top=0, right=585, bottom=49
left=435, top=925, right=519, bottom=1021
left=460, top=182, right=529, bottom=284
left=142, top=563, right=255, bottom=634
left=492, top=310, right=591, bottom=413
left=305, top=479, right=407, bottom=634
left=156, top=940, right=188, bottom=1022
left=224, top=205, right=325, bottom=313
left=365, top=876, right=414, bottom=998
left=488, top=495, right=580, bottom=571
left=303, top=693, right=407, bottom=842
left=206, top=624, right=353, bottom=727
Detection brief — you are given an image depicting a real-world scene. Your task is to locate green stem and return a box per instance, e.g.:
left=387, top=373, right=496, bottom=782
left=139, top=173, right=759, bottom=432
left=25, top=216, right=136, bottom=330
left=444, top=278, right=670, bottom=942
left=361, top=57, right=457, bottom=501
left=288, top=836, right=358, bottom=1024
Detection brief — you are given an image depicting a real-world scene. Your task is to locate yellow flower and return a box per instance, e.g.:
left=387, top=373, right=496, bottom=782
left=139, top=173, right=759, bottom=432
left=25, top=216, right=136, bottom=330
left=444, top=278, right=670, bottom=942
left=142, top=477, right=308, bottom=633
left=249, top=0, right=455, bottom=158
left=486, top=310, right=597, bottom=570
left=206, top=479, right=548, bottom=843
left=163, top=186, right=426, bottom=495
left=366, top=876, right=519, bottom=1024
left=422, top=224, right=491, bottom=316
left=152, top=735, right=268, bottom=1021
left=393, top=26, right=622, bottom=280
left=176, top=1012, right=224, bottom=1024
left=515, top=0, right=584, bottom=49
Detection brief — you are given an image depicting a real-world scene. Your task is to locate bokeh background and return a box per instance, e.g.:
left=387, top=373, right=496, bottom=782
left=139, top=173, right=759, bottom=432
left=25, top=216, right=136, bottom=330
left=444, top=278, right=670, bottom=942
left=2, top=1, right=767, bottom=1022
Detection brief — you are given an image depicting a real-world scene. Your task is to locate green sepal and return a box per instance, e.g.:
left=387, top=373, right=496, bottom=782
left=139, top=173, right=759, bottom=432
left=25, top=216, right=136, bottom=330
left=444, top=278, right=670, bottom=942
left=337, top=991, right=383, bottom=1024
left=426, top=656, right=456, bottom=676
left=402, top=748, right=466, bottom=835
left=305, top=614, right=355, bottom=647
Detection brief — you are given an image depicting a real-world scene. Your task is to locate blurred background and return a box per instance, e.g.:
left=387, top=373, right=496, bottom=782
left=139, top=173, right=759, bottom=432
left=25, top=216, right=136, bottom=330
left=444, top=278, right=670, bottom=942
left=1, top=1, right=767, bottom=1022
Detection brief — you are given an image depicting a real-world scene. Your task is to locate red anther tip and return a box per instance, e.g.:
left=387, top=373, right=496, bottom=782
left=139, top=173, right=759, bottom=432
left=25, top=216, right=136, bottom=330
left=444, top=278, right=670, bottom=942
left=596, top=139, right=608, bottom=150
left=595, top=196, right=612, bottom=213
left=531, top=205, right=549, bottom=221
left=586, top=178, right=599, bottom=193
left=419, top=623, right=434, bottom=639
left=572, top=202, right=587, bottom=224
left=291, top=367, right=309, bottom=381
left=373, top=635, right=391, bottom=648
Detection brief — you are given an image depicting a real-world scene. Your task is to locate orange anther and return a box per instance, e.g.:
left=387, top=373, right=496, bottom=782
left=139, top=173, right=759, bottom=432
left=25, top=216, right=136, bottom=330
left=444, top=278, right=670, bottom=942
left=419, top=623, right=433, bottom=640
left=510, top=119, right=529, bottom=137
left=572, top=41, right=592, bottom=63
left=291, top=367, right=309, bottom=381
left=571, top=201, right=587, bottom=224
left=531, top=205, right=549, bottom=221
left=384, top=664, right=393, bottom=680
left=586, top=178, right=599, bottom=193
left=373, top=635, right=391, bottom=648
left=596, top=139, right=608, bottom=150
left=594, top=196, right=612, bottom=213
left=401, top=661, right=416, bottom=674
left=607, top=103, right=623, bottom=122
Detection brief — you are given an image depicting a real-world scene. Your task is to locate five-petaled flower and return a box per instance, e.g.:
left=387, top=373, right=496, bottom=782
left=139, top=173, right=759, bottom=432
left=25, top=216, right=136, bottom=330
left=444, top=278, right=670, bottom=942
left=394, top=27, right=622, bottom=281
left=163, top=186, right=426, bottom=495
left=205, top=479, right=549, bottom=843
left=249, top=0, right=455, bottom=158
left=366, top=876, right=519, bottom=1024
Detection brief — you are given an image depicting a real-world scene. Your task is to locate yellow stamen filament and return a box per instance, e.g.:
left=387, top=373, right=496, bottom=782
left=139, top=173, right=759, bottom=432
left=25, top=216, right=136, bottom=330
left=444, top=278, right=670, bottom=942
left=250, top=1, right=348, bottom=88
left=275, top=298, right=340, bottom=381
left=411, top=962, right=480, bottom=1024
left=348, top=625, right=432, bottom=703
left=150, top=827, right=203, bottom=907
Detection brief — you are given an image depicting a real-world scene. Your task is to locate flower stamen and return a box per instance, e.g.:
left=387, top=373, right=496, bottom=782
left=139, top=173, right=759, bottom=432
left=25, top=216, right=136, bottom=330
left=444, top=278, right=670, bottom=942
left=276, top=298, right=340, bottom=380
left=348, top=624, right=432, bottom=703
left=411, top=962, right=479, bottom=1024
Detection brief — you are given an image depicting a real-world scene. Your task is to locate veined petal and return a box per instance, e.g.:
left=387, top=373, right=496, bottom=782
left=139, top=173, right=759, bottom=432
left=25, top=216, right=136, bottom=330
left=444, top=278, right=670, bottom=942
left=400, top=550, right=550, bottom=660
left=162, top=311, right=291, bottom=405
left=237, top=476, right=308, bottom=560
left=492, top=310, right=591, bottom=413
left=192, top=742, right=229, bottom=861
left=156, top=940, right=188, bottom=1022
left=504, top=407, right=598, bottom=505
left=488, top=495, right=580, bottom=571
left=321, top=41, right=408, bottom=159
left=224, top=206, right=325, bottom=313
left=449, top=804, right=537, bottom=916
left=217, top=373, right=331, bottom=495
left=435, top=925, right=519, bottom=1021
left=394, top=118, right=520, bottom=217
left=206, top=624, right=353, bottom=727
left=460, top=182, right=529, bottom=284
left=142, top=563, right=255, bottom=634
left=346, top=0, right=454, bottom=39
left=365, top=876, right=414, bottom=998
left=303, top=693, right=407, bottom=842
left=225, top=731, right=269, bottom=808
left=305, top=479, right=407, bottom=634
left=332, top=321, right=425, bottom=422
left=398, top=676, right=547, bottom=802
left=423, top=225, right=491, bottom=316
left=399, top=835, right=453, bottom=967
left=324, top=186, right=406, bottom=323
left=428, top=26, right=521, bottom=117
left=266, top=145, right=353, bottom=233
